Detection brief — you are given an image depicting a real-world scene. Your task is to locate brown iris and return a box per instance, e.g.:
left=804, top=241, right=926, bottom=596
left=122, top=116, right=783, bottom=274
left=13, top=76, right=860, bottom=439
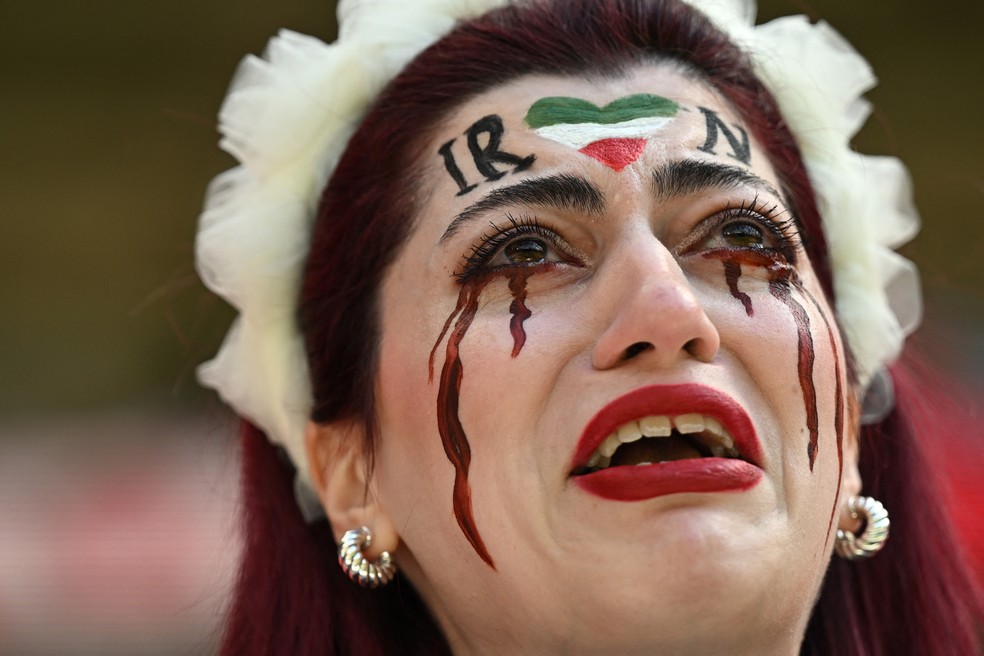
left=505, top=237, right=547, bottom=264
left=722, top=222, right=765, bottom=248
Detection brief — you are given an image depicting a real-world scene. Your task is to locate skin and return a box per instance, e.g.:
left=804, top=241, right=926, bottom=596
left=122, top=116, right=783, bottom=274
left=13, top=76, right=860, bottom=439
left=309, top=64, right=863, bottom=656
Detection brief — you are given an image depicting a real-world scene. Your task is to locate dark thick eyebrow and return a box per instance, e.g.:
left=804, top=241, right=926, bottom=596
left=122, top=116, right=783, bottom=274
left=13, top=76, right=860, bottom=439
left=439, top=174, right=605, bottom=244
left=650, top=159, right=784, bottom=202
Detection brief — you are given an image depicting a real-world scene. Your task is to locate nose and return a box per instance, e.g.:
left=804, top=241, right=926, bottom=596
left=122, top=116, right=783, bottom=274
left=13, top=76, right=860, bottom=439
left=590, top=236, right=720, bottom=371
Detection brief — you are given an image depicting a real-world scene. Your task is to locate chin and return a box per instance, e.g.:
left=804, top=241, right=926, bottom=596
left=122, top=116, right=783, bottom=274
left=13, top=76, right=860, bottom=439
left=552, top=511, right=819, bottom=651
left=556, top=572, right=811, bottom=656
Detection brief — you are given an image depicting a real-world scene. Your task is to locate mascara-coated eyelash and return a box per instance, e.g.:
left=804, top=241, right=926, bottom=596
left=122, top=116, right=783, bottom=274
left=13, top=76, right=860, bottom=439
left=701, top=196, right=802, bottom=260
left=454, top=214, right=564, bottom=281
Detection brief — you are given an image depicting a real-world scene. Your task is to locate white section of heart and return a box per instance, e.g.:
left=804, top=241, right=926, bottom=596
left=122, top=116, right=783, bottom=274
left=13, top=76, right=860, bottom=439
left=531, top=115, right=674, bottom=149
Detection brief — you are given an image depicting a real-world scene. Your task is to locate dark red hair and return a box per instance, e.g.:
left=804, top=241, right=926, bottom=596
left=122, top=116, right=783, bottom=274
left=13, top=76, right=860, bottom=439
left=222, top=1, right=983, bottom=653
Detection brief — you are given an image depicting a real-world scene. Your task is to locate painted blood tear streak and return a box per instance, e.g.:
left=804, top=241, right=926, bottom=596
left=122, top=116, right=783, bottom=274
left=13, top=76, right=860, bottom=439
left=430, top=269, right=537, bottom=568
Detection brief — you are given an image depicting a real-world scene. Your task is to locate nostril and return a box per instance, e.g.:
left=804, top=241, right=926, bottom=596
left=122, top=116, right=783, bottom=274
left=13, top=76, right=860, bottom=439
left=684, top=337, right=715, bottom=362
left=623, top=342, right=654, bottom=361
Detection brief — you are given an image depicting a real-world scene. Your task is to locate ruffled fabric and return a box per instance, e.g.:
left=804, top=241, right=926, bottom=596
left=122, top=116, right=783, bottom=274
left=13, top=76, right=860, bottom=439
left=197, top=0, right=922, bottom=492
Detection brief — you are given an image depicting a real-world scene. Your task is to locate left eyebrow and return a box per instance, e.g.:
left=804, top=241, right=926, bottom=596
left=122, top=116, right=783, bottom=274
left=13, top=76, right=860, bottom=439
left=439, top=174, right=605, bottom=244
left=650, top=159, right=784, bottom=202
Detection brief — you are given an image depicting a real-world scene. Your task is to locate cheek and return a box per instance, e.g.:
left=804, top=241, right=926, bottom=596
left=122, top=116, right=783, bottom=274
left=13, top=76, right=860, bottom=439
left=376, top=331, right=434, bottom=440
left=375, top=273, right=437, bottom=435
left=374, top=244, right=459, bottom=440
left=375, top=273, right=552, bottom=568
left=455, top=280, right=597, bottom=419
left=709, top=271, right=845, bottom=463
left=440, top=289, right=562, bottom=446
left=714, top=297, right=804, bottom=412
left=714, top=281, right=846, bottom=556
left=374, top=322, right=464, bottom=552
left=373, top=273, right=454, bottom=504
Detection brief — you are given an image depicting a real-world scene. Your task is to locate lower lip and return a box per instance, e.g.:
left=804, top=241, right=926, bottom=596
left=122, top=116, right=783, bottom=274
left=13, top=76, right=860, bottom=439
left=574, top=459, right=762, bottom=501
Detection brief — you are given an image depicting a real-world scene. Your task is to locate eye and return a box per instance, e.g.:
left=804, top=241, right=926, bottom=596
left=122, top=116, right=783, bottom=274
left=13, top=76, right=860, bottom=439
left=721, top=221, right=766, bottom=248
left=681, top=197, right=801, bottom=263
left=504, top=237, right=548, bottom=264
left=455, top=214, right=579, bottom=281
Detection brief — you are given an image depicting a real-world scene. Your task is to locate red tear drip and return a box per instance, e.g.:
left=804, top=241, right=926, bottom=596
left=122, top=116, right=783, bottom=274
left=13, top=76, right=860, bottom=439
left=578, top=138, right=647, bottom=171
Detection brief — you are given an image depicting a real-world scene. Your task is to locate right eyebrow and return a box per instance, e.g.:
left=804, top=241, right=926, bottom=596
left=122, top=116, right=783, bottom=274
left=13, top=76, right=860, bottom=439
left=439, top=174, right=606, bottom=244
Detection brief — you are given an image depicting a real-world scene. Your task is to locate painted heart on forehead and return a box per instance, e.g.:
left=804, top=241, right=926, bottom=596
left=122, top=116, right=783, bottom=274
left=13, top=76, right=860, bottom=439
left=524, top=93, right=680, bottom=171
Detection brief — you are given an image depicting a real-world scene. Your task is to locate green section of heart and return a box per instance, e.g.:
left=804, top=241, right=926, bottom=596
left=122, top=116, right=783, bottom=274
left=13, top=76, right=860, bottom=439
left=524, top=94, right=679, bottom=128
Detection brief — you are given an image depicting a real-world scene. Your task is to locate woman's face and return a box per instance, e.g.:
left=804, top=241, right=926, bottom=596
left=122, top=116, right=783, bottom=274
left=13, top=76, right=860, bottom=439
left=367, top=65, right=857, bottom=654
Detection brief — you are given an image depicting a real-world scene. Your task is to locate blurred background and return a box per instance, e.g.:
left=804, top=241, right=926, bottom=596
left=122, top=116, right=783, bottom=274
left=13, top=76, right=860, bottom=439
left=1, top=0, right=981, bottom=653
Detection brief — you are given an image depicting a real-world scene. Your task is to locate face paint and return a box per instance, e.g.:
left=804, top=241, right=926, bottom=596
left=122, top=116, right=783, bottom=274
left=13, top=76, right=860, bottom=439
left=508, top=269, right=533, bottom=357
left=723, top=258, right=754, bottom=317
left=439, top=114, right=536, bottom=196
left=427, top=266, right=541, bottom=567
left=524, top=94, right=679, bottom=171
left=769, top=272, right=820, bottom=469
left=705, top=250, right=832, bottom=473
left=796, top=284, right=846, bottom=544
left=431, top=275, right=497, bottom=568
left=696, top=107, right=751, bottom=165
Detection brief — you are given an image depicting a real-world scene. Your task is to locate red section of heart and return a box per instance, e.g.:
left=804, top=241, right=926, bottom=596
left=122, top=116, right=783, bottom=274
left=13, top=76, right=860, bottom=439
left=578, top=138, right=647, bottom=171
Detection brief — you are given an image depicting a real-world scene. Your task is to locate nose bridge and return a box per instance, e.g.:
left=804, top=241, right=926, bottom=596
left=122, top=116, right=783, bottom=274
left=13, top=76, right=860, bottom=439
left=591, top=233, right=720, bottom=370
left=627, top=236, right=689, bottom=301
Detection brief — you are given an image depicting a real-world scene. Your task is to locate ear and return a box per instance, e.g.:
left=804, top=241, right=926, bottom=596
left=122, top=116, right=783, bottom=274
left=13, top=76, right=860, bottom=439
left=305, top=420, right=399, bottom=559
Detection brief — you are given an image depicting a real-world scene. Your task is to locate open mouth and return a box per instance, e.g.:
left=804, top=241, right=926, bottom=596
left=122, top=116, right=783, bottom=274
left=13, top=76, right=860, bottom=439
left=571, top=413, right=743, bottom=476
left=567, top=385, right=765, bottom=500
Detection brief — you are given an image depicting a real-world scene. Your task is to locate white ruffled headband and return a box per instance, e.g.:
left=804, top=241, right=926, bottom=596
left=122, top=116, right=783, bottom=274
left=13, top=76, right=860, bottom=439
left=196, top=0, right=922, bottom=490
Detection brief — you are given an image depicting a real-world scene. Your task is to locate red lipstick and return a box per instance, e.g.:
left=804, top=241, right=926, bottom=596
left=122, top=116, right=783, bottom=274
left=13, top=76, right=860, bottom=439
left=571, top=384, right=764, bottom=501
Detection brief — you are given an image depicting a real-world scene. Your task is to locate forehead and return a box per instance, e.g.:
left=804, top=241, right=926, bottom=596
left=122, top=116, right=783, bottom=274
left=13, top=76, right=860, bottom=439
left=417, top=63, right=780, bottom=232
left=445, top=65, right=737, bottom=139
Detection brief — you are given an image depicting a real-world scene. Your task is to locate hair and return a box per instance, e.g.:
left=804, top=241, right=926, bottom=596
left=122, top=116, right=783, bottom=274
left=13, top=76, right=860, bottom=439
left=221, top=0, right=983, bottom=653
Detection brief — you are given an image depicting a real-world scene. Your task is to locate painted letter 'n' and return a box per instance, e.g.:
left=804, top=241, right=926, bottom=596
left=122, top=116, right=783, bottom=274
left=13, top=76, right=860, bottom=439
left=697, top=107, right=751, bottom=165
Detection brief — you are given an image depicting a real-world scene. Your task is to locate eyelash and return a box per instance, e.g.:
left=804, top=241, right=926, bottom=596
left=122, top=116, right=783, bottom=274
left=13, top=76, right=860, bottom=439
left=453, top=197, right=802, bottom=282
left=707, top=196, right=802, bottom=259
left=454, top=214, right=562, bottom=281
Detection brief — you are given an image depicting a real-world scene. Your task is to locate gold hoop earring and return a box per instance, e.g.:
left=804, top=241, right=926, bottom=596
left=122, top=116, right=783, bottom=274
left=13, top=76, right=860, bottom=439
left=338, top=526, right=397, bottom=588
left=836, top=495, right=890, bottom=561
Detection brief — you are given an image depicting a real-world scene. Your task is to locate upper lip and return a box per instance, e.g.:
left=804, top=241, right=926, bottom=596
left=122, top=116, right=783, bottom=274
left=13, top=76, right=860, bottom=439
left=569, top=383, right=764, bottom=473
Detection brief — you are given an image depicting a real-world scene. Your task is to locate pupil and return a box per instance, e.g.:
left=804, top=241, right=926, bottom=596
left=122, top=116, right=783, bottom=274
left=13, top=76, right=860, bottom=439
left=505, top=238, right=547, bottom=264
left=723, top=222, right=764, bottom=247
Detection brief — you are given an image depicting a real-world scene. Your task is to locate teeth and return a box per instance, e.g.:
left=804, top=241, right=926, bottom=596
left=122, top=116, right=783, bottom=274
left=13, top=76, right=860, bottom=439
left=587, top=451, right=612, bottom=470
left=703, top=417, right=734, bottom=449
left=616, top=420, right=643, bottom=444
left=636, top=461, right=652, bottom=466
left=673, top=413, right=704, bottom=434
left=584, top=413, right=739, bottom=470
left=599, top=433, right=621, bottom=458
left=640, top=415, right=671, bottom=437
